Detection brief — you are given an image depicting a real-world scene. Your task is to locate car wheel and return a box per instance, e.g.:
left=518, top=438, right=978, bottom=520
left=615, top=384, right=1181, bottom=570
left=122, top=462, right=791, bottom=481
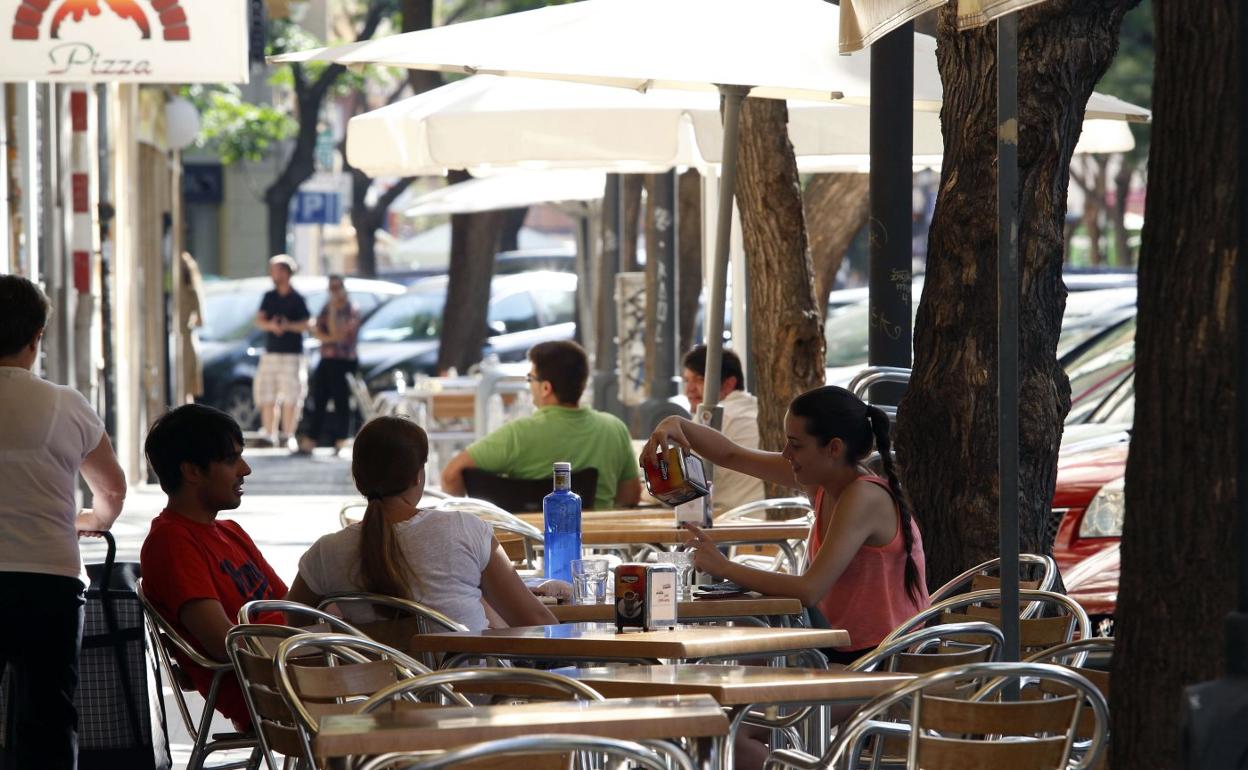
left=223, top=382, right=260, bottom=431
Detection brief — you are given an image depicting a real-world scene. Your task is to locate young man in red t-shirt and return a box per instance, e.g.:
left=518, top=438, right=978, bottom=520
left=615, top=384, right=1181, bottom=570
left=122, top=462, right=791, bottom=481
left=140, top=404, right=287, bottom=729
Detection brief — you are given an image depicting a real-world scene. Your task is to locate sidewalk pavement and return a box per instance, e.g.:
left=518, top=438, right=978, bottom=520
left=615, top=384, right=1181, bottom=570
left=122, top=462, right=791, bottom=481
left=78, top=446, right=362, bottom=769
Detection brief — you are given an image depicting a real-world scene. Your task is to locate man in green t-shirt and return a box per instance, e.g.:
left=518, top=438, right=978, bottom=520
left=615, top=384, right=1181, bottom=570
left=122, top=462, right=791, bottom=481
left=440, top=341, right=641, bottom=510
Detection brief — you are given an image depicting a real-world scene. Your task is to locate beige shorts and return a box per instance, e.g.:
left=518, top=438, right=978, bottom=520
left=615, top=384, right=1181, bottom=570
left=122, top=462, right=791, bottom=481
left=253, top=353, right=307, bottom=406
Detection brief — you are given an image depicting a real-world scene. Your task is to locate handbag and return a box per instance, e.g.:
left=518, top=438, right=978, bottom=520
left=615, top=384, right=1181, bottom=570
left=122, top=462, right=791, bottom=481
left=75, top=532, right=172, bottom=770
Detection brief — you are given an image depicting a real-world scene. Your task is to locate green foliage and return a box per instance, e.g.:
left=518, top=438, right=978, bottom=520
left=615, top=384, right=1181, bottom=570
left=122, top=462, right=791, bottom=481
left=181, top=84, right=296, bottom=164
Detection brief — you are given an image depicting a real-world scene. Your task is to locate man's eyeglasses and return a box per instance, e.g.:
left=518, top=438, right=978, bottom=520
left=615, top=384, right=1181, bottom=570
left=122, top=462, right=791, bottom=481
left=526, top=373, right=542, bottom=383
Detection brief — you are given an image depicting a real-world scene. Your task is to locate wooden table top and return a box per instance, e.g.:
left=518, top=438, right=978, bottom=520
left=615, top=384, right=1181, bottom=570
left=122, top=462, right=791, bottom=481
left=499, top=522, right=809, bottom=547
left=314, top=693, right=728, bottom=758
left=546, top=664, right=914, bottom=706
left=550, top=596, right=803, bottom=623
left=407, top=623, right=850, bottom=660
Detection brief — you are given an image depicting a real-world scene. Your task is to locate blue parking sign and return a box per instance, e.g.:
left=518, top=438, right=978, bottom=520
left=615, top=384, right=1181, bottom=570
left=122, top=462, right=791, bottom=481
left=293, top=191, right=341, bottom=225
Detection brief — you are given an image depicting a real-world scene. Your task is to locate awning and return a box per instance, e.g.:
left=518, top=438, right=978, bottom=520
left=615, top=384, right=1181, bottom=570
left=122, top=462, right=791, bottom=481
left=839, top=0, right=1054, bottom=52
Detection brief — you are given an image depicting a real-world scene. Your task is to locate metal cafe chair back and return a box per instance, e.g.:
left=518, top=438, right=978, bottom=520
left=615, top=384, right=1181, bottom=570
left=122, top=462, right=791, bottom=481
left=356, top=667, right=605, bottom=714
left=225, top=624, right=310, bottom=770
left=316, top=592, right=468, bottom=669
left=356, top=734, right=695, bottom=770
left=134, top=580, right=259, bottom=770
left=928, top=554, right=1060, bottom=619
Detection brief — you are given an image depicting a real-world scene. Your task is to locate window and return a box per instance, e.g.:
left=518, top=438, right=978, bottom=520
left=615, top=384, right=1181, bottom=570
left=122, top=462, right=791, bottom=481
left=358, top=291, right=446, bottom=343
left=488, top=292, right=540, bottom=334
left=535, top=288, right=576, bottom=325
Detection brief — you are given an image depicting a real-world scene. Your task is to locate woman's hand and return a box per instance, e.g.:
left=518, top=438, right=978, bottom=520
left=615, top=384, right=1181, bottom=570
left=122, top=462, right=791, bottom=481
left=75, top=509, right=110, bottom=537
left=683, top=523, right=730, bottom=576
left=640, top=416, right=693, bottom=468
left=531, top=579, right=572, bottom=602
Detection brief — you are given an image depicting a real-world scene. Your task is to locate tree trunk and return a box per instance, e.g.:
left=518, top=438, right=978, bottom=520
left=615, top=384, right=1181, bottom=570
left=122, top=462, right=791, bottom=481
left=803, top=173, right=871, bottom=308
left=498, top=207, right=528, bottom=253
left=895, top=2, right=1133, bottom=588
left=351, top=171, right=414, bottom=277
left=735, top=98, right=825, bottom=461
left=621, top=174, right=644, bottom=271
left=436, top=171, right=506, bottom=374
left=1110, top=156, right=1137, bottom=266
left=1111, top=1, right=1239, bottom=767
left=677, top=169, right=703, bottom=357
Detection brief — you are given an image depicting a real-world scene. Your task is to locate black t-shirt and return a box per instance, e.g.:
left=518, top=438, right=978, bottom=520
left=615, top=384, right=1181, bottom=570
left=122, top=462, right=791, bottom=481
left=258, top=288, right=310, bottom=353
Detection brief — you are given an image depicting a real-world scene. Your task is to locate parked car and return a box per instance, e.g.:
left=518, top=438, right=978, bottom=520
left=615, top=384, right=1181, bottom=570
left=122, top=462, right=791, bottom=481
left=199, top=275, right=406, bottom=429
left=357, top=271, right=578, bottom=392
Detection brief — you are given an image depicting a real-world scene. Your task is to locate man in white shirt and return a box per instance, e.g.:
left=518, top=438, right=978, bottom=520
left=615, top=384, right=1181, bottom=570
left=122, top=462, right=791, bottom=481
left=681, top=346, right=765, bottom=511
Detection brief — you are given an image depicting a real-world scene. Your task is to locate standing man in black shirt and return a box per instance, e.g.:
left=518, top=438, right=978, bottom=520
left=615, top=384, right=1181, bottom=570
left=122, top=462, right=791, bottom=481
left=253, top=254, right=311, bottom=448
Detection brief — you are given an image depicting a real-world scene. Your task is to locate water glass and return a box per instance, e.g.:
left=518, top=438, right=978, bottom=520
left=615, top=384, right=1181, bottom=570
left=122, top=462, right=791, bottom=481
left=570, top=558, right=609, bottom=605
left=656, top=550, right=695, bottom=600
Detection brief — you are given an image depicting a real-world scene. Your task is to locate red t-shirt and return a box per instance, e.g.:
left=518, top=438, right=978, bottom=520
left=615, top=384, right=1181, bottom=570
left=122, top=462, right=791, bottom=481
left=140, top=510, right=288, bottom=725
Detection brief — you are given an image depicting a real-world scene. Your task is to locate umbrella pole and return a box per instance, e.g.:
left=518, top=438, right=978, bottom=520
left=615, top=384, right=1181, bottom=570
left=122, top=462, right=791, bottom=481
left=699, top=85, right=751, bottom=451
left=996, top=13, right=1022, bottom=664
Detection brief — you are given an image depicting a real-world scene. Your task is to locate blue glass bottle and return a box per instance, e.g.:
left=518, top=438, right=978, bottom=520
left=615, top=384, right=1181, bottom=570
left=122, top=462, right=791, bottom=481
left=543, top=461, right=582, bottom=583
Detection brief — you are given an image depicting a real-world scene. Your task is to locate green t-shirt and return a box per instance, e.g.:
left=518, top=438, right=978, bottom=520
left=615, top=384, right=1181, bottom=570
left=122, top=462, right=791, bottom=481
left=466, top=406, right=639, bottom=510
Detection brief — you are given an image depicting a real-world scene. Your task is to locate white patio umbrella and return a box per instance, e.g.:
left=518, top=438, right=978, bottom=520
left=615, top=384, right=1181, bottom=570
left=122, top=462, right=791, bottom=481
left=839, top=0, right=1050, bottom=51
left=270, top=0, right=950, bottom=430
left=403, top=170, right=606, bottom=217
left=346, top=74, right=1144, bottom=178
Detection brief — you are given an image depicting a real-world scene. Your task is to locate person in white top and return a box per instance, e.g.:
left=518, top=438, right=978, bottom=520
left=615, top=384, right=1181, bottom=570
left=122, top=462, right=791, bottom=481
left=0, top=275, right=127, bottom=770
left=287, top=416, right=556, bottom=631
left=681, top=345, right=765, bottom=511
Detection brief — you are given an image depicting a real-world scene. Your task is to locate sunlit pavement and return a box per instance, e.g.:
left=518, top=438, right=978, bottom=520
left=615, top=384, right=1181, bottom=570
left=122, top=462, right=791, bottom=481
left=79, top=446, right=361, bottom=769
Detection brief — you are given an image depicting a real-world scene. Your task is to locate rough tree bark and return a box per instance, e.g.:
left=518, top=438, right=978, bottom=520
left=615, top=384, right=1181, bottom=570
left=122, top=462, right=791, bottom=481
left=264, top=2, right=392, bottom=256
left=436, top=170, right=507, bottom=374
left=678, top=169, right=703, bottom=356
left=803, top=173, right=871, bottom=308
left=1111, top=1, right=1239, bottom=767
left=735, top=98, right=826, bottom=459
left=895, top=1, right=1134, bottom=588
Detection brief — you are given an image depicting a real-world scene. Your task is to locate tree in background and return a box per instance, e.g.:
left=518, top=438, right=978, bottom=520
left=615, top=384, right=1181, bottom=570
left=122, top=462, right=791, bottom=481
left=896, top=1, right=1137, bottom=587
left=1111, top=1, right=1239, bottom=767
left=803, top=173, right=870, bottom=307
left=735, top=99, right=826, bottom=468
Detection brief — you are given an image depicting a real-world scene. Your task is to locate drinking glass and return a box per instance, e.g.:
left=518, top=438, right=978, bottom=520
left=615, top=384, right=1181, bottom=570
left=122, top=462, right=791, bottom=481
left=656, top=550, right=696, bottom=600
left=570, top=558, right=609, bottom=605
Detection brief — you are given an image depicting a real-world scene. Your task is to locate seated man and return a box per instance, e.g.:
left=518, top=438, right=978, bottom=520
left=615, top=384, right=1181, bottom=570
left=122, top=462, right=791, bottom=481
left=140, top=404, right=287, bottom=730
left=681, top=345, right=764, bottom=510
left=441, top=340, right=641, bottom=510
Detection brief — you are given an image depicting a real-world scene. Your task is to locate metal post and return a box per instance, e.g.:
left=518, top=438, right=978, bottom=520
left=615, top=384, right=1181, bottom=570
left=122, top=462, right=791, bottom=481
left=592, top=174, right=623, bottom=414
left=639, top=170, right=680, bottom=430
left=700, top=85, right=751, bottom=438
left=97, top=84, right=116, bottom=444
left=996, top=13, right=1022, bottom=664
left=867, top=22, right=914, bottom=407
left=0, top=85, right=10, bottom=273
left=40, top=83, right=66, bottom=383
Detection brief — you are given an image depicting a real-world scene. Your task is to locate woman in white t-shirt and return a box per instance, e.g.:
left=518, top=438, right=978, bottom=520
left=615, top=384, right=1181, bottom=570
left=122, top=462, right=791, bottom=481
left=0, top=275, right=127, bottom=770
left=287, top=416, right=556, bottom=630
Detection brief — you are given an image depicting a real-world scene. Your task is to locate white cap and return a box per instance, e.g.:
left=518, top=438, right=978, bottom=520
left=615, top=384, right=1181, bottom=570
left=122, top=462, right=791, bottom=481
left=553, top=462, right=572, bottom=472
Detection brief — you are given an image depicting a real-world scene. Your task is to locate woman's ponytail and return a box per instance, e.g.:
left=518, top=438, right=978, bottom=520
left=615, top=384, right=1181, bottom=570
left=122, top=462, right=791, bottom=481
left=358, top=496, right=413, bottom=601
left=866, top=405, right=923, bottom=605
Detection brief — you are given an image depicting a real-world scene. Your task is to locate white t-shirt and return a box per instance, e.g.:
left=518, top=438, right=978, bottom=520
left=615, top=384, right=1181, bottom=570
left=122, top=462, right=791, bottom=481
left=297, top=509, right=494, bottom=631
left=0, top=366, right=105, bottom=580
left=714, top=390, right=766, bottom=511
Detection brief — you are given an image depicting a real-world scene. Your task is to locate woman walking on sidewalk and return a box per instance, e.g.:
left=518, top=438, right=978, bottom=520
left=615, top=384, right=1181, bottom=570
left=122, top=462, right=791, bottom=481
left=299, top=274, right=361, bottom=454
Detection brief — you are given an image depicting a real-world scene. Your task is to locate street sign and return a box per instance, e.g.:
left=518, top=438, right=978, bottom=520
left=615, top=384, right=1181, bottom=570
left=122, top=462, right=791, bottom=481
left=292, top=191, right=341, bottom=225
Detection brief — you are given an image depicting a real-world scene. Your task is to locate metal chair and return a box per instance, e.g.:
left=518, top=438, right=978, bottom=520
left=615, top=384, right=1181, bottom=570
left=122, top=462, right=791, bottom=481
left=224, top=624, right=310, bottom=770
left=347, top=371, right=396, bottom=422
left=134, top=580, right=260, bottom=770
left=882, top=589, right=1092, bottom=665
left=235, top=598, right=368, bottom=640
left=273, top=632, right=466, bottom=768
left=767, top=662, right=1109, bottom=770
left=1023, top=638, right=1115, bottom=769
left=928, top=554, right=1061, bottom=618
left=435, top=496, right=545, bottom=568
left=316, top=592, right=468, bottom=669
left=356, top=734, right=695, bottom=770
left=339, top=490, right=451, bottom=528
left=718, top=497, right=815, bottom=573
left=463, top=466, right=599, bottom=512
left=356, top=667, right=605, bottom=712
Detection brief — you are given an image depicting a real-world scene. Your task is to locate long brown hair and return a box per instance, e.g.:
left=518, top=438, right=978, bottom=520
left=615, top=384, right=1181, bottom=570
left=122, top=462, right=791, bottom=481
left=351, top=416, right=430, bottom=600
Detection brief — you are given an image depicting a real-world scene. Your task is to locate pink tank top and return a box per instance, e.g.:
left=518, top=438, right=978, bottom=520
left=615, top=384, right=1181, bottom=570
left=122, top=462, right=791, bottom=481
left=808, top=476, right=930, bottom=651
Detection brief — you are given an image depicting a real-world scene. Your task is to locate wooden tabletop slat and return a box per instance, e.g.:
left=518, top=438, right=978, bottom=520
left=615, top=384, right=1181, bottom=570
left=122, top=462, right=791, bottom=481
left=550, top=596, right=802, bottom=623
left=314, top=693, right=728, bottom=758
left=499, top=523, right=809, bottom=547
left=406, top=623, right=850, bottom=659
left=546, top=664, right=915, bottom=706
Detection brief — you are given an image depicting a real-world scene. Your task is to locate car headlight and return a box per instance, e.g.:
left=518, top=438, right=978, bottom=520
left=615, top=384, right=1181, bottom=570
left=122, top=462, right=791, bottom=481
left=1079, top=476, right=1125, bottom=538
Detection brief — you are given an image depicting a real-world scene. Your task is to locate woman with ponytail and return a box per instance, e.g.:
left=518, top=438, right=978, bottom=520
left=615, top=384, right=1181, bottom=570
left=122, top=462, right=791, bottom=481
left=287, top=416, right=556, bottom=630
left=643, top=385, right=929, bottom=662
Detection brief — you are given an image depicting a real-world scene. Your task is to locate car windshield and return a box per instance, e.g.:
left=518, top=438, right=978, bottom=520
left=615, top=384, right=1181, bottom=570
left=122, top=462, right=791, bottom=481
left=358, top=291, right=445, bottom=343
left=1063, top=316, right=1136, bottom=423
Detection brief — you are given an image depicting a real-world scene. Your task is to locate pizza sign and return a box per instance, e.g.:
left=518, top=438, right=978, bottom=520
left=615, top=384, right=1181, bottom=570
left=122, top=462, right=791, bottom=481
left=2, top=0, right=249, bottom=82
